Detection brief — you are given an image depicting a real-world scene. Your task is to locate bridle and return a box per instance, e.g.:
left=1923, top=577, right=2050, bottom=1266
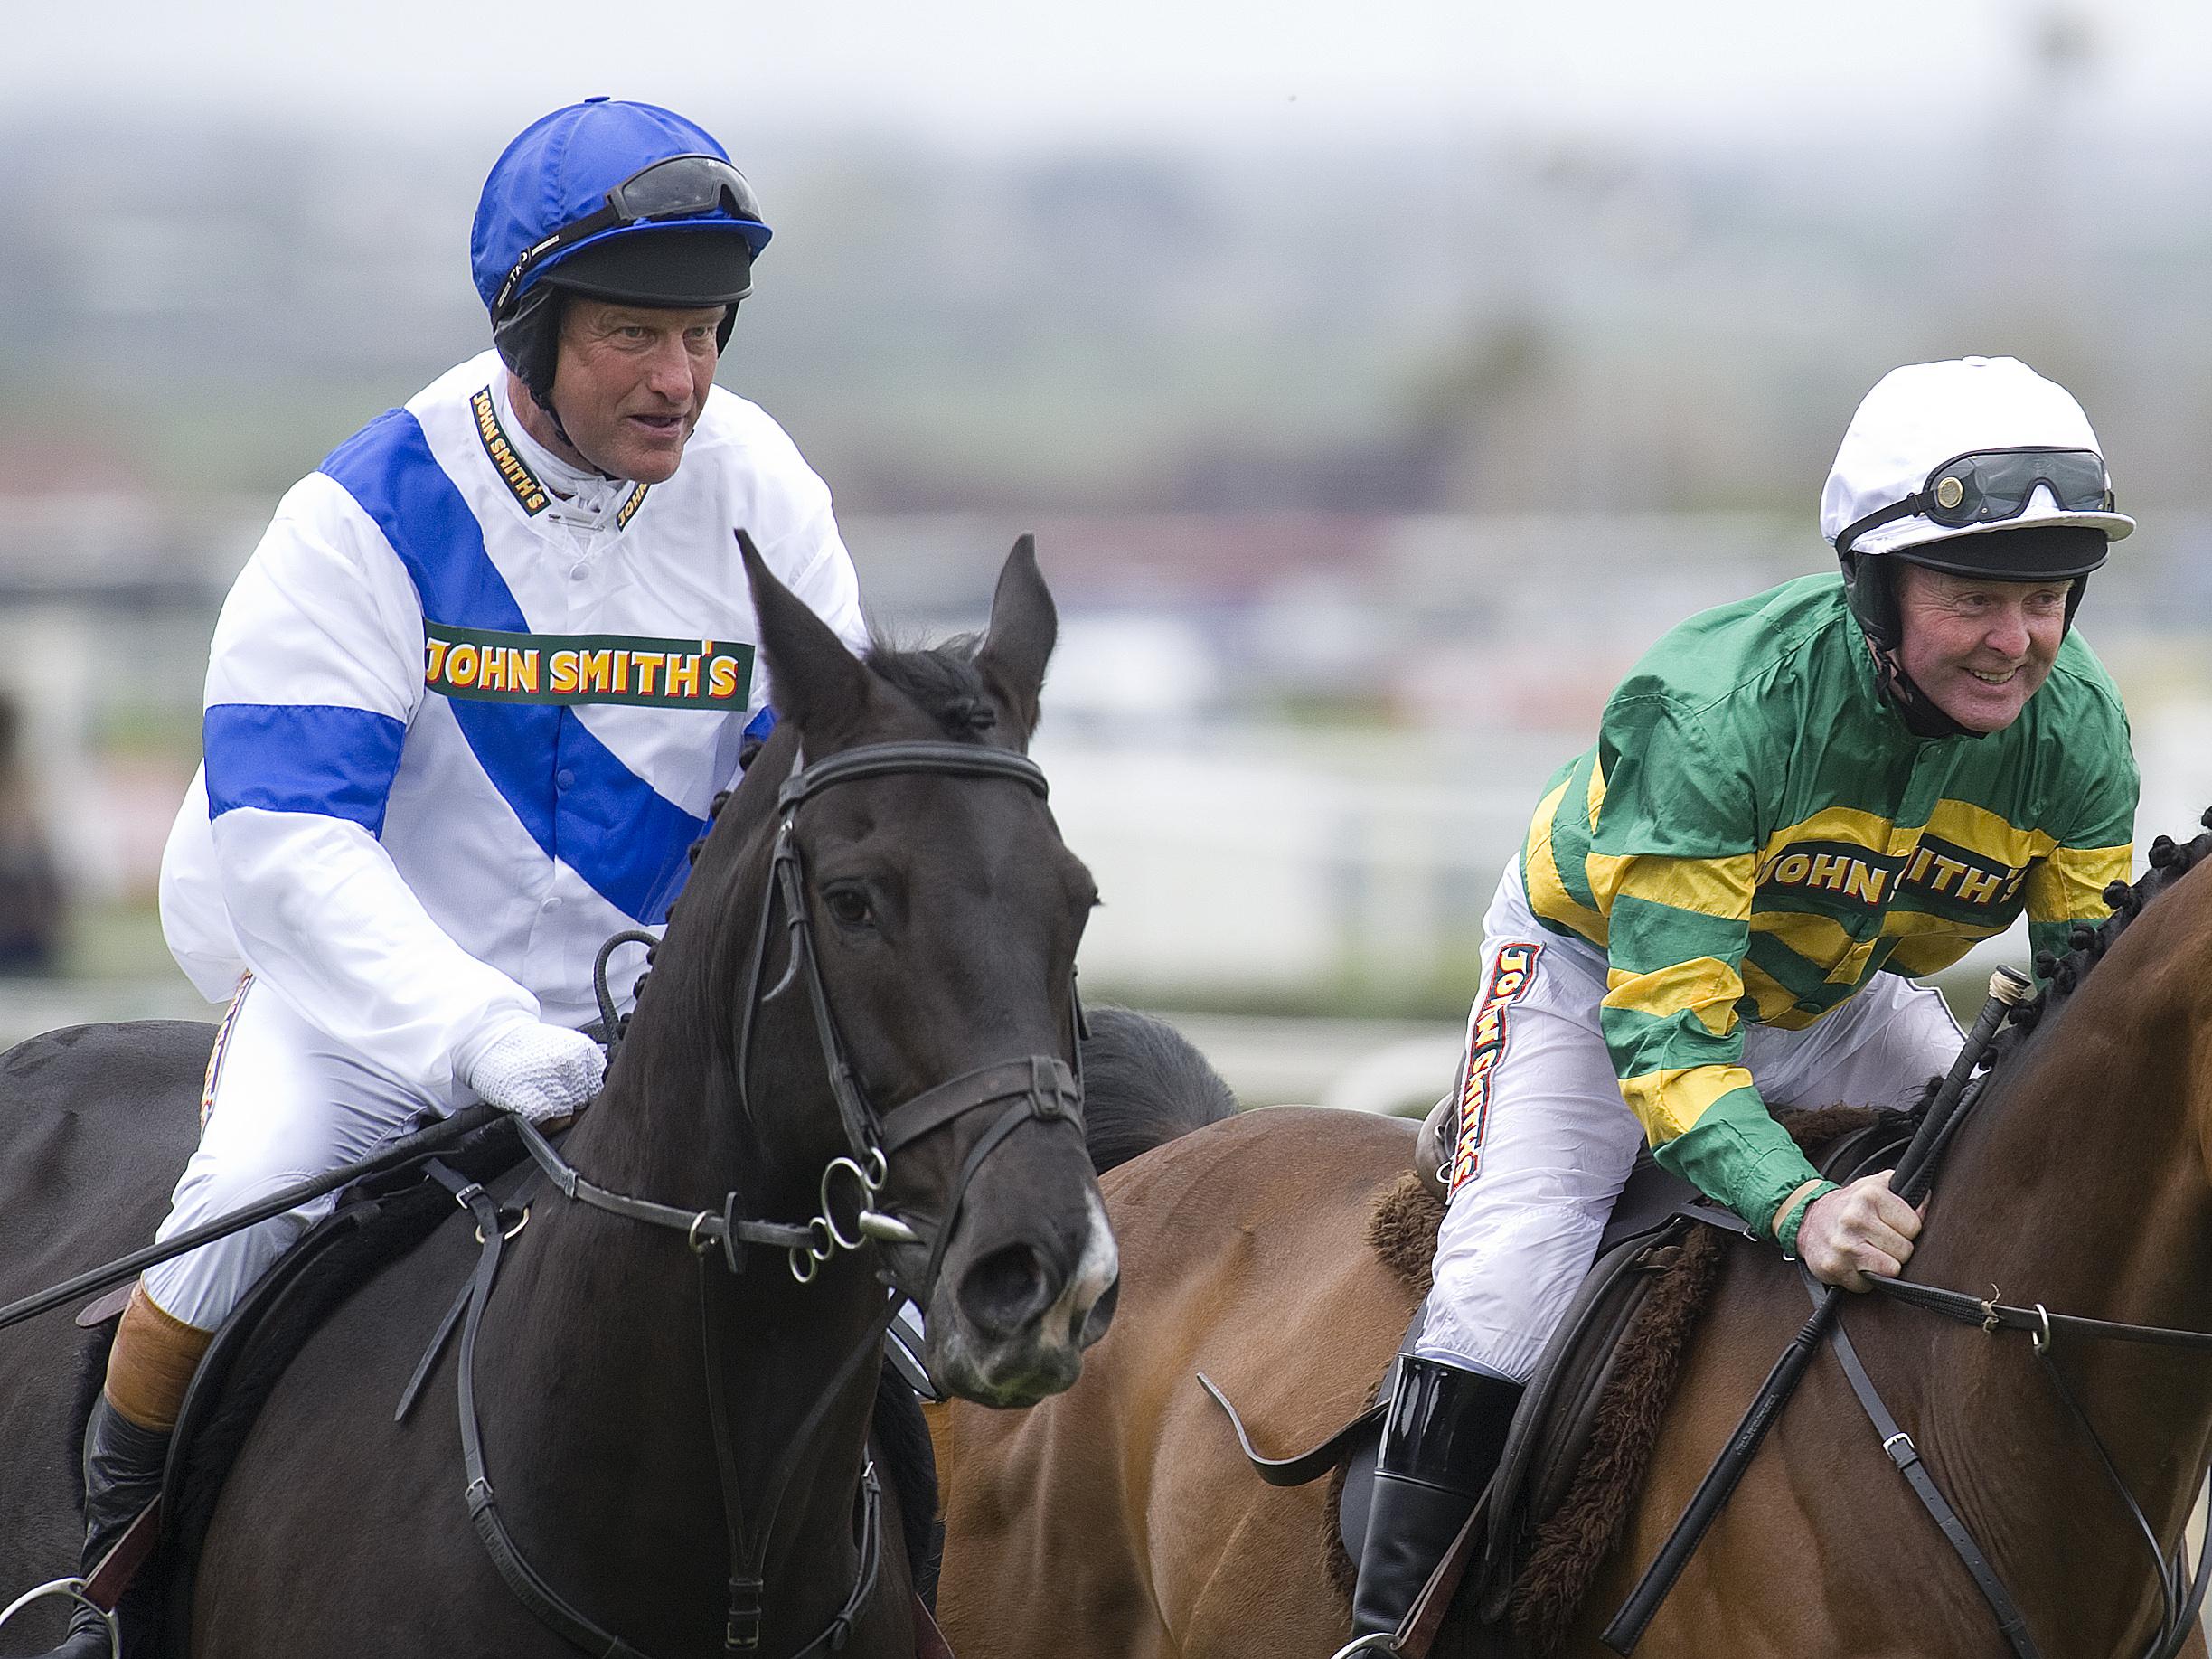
left=442, top=737, right=1091, bottom=1658
left=734, top=739, right=1088, bottom=1292
left=1801, top=1107, right=2212, bottom=1659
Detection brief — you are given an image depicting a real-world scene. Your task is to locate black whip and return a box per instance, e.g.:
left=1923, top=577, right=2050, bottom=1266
left=1602, top=966, right=2031, bottom=1654
left=0, top=1105, right=501, bottom=1339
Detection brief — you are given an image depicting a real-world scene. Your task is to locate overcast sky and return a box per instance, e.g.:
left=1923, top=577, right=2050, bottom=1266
left=11, top=0, right=2212, bottom=146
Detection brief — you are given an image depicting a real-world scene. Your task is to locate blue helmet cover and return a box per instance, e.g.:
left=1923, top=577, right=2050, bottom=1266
left=471, top=97, right=773, bottom=315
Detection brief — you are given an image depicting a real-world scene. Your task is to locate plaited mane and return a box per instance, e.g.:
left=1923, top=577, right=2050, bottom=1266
left=2003, top=806, right=2212, bottom=1042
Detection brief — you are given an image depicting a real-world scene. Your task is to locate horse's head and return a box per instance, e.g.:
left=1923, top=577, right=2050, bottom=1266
left=737, top=532, right=1116, bottom=1407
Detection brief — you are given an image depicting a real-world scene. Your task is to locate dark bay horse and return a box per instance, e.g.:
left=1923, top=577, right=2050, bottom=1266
left=0, top=535, right=1115, bottom=1656
left=934, top=825, right=2212, bottom=1658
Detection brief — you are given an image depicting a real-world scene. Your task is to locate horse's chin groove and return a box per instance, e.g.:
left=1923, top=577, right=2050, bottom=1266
left=928, top=1331, right=1087, bottom=1409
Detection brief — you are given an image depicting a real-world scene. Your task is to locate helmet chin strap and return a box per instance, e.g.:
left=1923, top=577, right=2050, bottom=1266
left=1841, top=551, right=1979, bottom=741
left=540, top=401, right=614, bottom=482
left=517, top=378, right=621, bottom=485
left=1866, top=636, right=1977, bottom=740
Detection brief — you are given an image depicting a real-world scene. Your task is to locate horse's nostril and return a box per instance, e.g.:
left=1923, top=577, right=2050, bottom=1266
left=1077, top=1274, right=1119, bottom=1349
left=957, top=1242, right=1057, bottom=1339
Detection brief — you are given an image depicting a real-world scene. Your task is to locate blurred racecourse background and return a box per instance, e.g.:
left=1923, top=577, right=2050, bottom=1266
left=3, top=0, right=2211, bottom=1114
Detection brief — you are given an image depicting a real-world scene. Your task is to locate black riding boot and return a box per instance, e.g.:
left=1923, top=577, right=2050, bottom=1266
left=42, top=1396, right=171, bottom=1658
left=1342, top=1355, right=1521, bottom=1653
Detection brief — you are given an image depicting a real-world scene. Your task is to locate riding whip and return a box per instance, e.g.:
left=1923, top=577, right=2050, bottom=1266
left=0, top=1105, right=500, bottom=1339
left=1602, top=966, right=2032, bottom=1654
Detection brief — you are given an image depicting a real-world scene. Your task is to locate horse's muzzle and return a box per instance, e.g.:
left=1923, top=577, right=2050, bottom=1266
left=928, top=1187, right=1119, bottom=1408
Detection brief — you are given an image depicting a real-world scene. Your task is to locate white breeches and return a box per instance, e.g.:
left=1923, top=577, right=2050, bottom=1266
left=1416, top=866, right=1965, bottom=1382
left=141, top=976, right=453, bottom=1332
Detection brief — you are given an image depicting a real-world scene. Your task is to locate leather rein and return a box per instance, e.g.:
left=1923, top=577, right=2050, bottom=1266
left=435, top=738, right=1087, bottom=1658
left=1776, top=1132, right=2212, bottom=1659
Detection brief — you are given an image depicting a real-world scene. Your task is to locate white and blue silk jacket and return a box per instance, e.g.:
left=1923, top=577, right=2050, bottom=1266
left=160, top=352, right=868, bottom=1104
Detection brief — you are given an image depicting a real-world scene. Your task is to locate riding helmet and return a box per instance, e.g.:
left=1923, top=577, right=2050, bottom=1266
left=1820, top=356, right=2133, bottom=736
left=472, top=98, right=772, bottom=418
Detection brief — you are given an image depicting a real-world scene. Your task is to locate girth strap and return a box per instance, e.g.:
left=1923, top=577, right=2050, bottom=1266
left=1810, top=1272, right=2041, bottom=1659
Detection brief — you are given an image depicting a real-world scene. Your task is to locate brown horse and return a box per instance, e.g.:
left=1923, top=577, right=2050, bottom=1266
left=932, top=825, right=2212, bottom=1659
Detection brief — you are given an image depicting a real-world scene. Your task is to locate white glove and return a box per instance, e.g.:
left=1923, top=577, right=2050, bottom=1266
left=465, top=1023, right=607, bottom=1124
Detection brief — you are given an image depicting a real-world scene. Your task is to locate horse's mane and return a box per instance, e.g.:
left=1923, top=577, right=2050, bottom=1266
left=2000, top=806, right=2212, bottom=1048
left=1078, top=1006, right=1238, bottom=1175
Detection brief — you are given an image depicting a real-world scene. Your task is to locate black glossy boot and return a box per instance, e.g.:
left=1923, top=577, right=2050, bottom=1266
left=1338, top=1355, right=1521, bottom=1656
left=41, top=1397, right=170, bottom=1658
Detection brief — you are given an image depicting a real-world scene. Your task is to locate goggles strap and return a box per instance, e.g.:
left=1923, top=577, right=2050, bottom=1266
left=1835, top=495, right=1926, bottom=558
left=494, top=157, right=754, bottom=318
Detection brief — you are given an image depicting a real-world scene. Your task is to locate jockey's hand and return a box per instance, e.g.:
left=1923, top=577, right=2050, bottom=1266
left=466, top=1023, right=607, bottom=1126
left=1799, top=1171, right=1921, bottom=1293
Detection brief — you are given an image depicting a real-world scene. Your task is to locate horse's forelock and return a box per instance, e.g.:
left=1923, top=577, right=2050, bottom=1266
left=861, top=636, right=1007, bottom=744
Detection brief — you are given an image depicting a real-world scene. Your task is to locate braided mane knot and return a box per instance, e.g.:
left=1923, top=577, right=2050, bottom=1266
left=2010, top=808, right=2212, bottom=1033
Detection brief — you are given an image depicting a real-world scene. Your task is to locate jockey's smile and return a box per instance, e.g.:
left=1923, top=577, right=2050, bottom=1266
left=1894, top=564, right=2071, bottom=735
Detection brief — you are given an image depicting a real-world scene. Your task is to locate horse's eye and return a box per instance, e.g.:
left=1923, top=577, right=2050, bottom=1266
left=823, top=887, right=873, bottom=928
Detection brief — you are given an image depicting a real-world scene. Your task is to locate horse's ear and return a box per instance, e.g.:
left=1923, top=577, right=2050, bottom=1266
left=975, top=533, right=1056, bottom=742
left=739, top=530, right=872, bottom=740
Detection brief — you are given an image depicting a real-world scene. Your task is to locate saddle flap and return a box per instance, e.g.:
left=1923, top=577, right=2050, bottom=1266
left=1466, top=1106, right=1912, bottom=1632
left=1473, top=1217, right=1686, bottom=1610
left=152, top=1115, right=533, bottom=1650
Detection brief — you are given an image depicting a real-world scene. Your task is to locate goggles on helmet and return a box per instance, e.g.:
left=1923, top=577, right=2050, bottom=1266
left=1834, top=447, right=2113, bottom=559
left=492, top=154, right=766, bottom=317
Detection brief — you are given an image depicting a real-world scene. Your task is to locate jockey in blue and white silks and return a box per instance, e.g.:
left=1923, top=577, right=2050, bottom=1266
left=28, top=99, right=867, bottom=1659
left=159, top=353, right=864, bottom=1103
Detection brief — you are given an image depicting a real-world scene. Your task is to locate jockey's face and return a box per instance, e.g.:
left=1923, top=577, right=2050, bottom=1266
left=1894, top=562, right=2072, bottom=733
left=528, top=297, right=725, bottom=485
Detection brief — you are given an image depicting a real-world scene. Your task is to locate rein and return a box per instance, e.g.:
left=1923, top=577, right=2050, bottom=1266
left=1820, top=1271, right=2212, bottom=1659
left=448, top=736, right=1087, bottom=1658
left=1870, top=1277, right=2212, bottom=1353
left=1616, top=951, right=2212, bottom=1659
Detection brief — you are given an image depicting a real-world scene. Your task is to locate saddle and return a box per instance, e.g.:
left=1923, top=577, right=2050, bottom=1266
left=1465, top=1109, right=1906, bottom=1639
left=66, top=1114, right=532, bottom=1655
left=70, top=1116, right=943, bottom=1658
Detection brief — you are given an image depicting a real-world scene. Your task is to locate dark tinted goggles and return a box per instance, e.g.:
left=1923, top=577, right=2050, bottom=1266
left=494, top=156, right=765, bottom=316
left=1836, top=447, right=2113, bottom=557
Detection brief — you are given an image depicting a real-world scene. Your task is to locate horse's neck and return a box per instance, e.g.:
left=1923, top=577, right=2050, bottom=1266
left=469, top=821, right=889, bottom=1631
left=1897, top=900, right=2212, bottom=1625
left=1923, top=958, right=2212, bottom=1336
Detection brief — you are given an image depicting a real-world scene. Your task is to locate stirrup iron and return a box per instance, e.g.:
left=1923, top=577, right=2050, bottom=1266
left=0, top=1579, right=119, bottom=1657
